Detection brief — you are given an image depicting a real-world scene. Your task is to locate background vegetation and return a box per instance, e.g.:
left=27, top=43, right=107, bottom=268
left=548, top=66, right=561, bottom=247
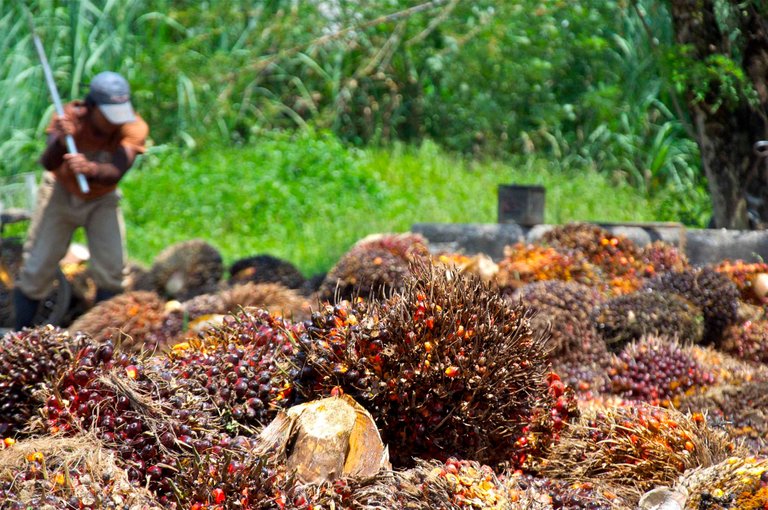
left=0, top=0, right=714, bottom=273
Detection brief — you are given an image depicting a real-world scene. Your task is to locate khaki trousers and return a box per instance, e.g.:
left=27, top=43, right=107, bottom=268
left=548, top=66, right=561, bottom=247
left=17, top=173, right=125, bottom=299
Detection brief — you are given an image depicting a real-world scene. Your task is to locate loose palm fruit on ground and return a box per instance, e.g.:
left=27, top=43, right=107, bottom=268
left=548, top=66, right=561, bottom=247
left=229, top=253, right=307, bottom=291
left=541, top=403, right=738, bottom=500
left=495, top=243, right=600, bottom=294
left=0, top=326, right=93, bottom=438
left=0, top=435, right=161, bottom=509
left=643, top=267, right=740, bottom=345
left=677, top=456, right=768, bottom=509
left=679, top=381, right=768, bottom=457
left=601, top=335, right=716, bottom=407
left=296, top=263, right=577, bottom=468
left=720, top=316, right=768, bottom=364
left=638, top=239, right=690, bottom=277
left=68, top=290, right=173, bottom=352
left=714, top=259, right=768, bottom=306
left=592, top=290, right=705, bottom=350
left=150, top=238, right=224, bottom=300
left=317, top=232, right=431, bottom=303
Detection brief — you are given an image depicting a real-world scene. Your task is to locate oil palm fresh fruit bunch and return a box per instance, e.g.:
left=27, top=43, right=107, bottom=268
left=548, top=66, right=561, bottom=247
left=679, top=381, right=768, bottom=456
left=602, top=336, right=716, bottom=407
left=676, top=456, right=768, bottom=509
left=495, top=242, right=600, bottom=294
left=229, top=254, right=306, bottom=291
left=508, top=474, right=631, bottom=509
left=0, top=327, right=93, bottom=438
left=40, top=340, right=223, bottom=504
left=541, top=403, right=737, bottom=500
left=638, top=240, right=690, bottom=277
left=591, top=290, right=705, bottom=350
left=163, top=309, right=300, bottom=433
left=296, top=264, right=577, bottom=468
left=68, top=290, right=173, bottom=353
left=687, top=344, right=768, bottom=387
left=317, top=232, right=431, bottom=303
left=720, top=316, right=768, bottom=364
left=150, top=239, right=224, bottom=300
left=540, top=222, right=644, bottom=294
left=224, top=282, right=311, bottom=321
left=714, top=259, right=768, bottom=306
left=643, top=267, right=741, bottom=345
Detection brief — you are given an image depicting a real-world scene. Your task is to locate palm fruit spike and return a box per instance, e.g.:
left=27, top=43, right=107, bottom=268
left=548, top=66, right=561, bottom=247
left=714, top=259, right=768, bottom=306
left=541, top=403, right=739, bottom=501
left=317, top=232, right=431, bottom=303
left=0, top=326, right=93, bottom=438
left=678, top=381, right=768, bottom=456
left=228, top=254, right=306, bottom=290
left=720, top=316, right=768, bottom=364
left=295, top=263, right=578, bottom=468
left=68, top=290, right=172, bottom=353
left=150, top=238, right=224, bottom=300
left=676, top=456, right=768, bottom=509
left=638, top=239, right=690, bottom=277
left=602, top=335, right=716, bottom=407
left=591, top=290, right=705, bottom=350
left=0, top=434, right=162, bottom=509
left=163, top=309, right=300, bottom=432
left=643, top=267, right=740, bottom=345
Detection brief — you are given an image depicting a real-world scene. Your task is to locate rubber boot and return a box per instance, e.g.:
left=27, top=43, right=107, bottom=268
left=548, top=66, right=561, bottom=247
left=13, top=288, right=40, bottom=331
left=95, top=288, right=120, bottom=304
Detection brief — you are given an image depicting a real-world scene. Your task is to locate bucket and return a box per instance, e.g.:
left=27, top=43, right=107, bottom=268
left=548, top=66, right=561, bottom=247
left=498, top=184, right=545, bottom=226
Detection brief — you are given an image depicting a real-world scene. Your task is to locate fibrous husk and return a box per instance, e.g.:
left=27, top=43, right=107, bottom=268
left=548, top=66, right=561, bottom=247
left=676, top=456, right=768, bottom=509
left=257, top=394, right=390, bottom=484
left=0, top=434, right=161, bottom=509
left=150, top=238, right=224, bottom=300
left=229, top=253, right=306, bottom=290
left=67, top=290, right=172, bottom=352
left=592, top=290, right=705, bottom=350
left=541, top=404, right=739, bottom=502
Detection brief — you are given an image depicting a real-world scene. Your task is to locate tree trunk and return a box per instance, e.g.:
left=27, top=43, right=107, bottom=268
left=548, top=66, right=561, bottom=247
left=668, top=0, right=768, bottom=229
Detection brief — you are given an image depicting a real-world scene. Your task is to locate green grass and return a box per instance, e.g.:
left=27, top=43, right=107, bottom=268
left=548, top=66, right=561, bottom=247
left=116, top=130, right=691, bottom=277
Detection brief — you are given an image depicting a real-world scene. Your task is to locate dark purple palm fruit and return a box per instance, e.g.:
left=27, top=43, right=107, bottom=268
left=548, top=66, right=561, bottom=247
left=591, top=289, right=705, bottom=351
left=602, top=335, right=717, bottom=407
left=150, top=238, right=224, bottom=300
left=228, top=254, right=306, bottom=290
left=0, top=326, right=94, bottom=438
left=296, top=263, right=578, bottom=468
left=643, top=267, right=740, bottom=345
left=317, top=233, right=431, bottom=303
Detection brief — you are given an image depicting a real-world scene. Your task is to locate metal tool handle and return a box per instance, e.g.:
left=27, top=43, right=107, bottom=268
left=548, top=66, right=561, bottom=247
left=31, top=34, right=90, bottom=194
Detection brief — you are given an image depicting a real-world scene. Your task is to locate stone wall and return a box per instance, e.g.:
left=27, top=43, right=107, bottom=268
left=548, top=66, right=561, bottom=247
left=411, top=222, right=768, bottom=266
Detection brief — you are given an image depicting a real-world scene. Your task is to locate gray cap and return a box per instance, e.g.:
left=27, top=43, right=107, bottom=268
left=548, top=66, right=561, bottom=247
left=88, top=71, right=136, bottom=124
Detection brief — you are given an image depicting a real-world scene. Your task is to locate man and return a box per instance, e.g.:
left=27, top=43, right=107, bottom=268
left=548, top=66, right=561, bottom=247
left=14, top=71, right=149, bottom=330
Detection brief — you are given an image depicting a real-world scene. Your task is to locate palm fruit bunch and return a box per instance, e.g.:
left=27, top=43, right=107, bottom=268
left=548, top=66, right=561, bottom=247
left=149, top=238, right=224, bottom=300
left=714, top=259, right=768, bottom=306
left=0, top=435, right=162, bottom=509
left=676, top=456, right=768, bottom=509
left=508, top=474, right=631, bottom=509
left=0, top=326, right=92, bottom=438
left=224, top=282, right=311, bottom=321
left=679, top=382, right=768, bottom=456
left=539, top=222, right=645, bottom=294
left=229, top=254, right=307, bottom=291
left=295, top=264, right=577, bottom=468
left=495, top=242, right=600, bottom=294
left=720, top=317, right=768, bottom=363
left=687, top=344, right=768, bottom=386
left=643, top=267, right=741, bottom=345
left=317, top=232, right=431, bottom=304
left=601, top=336, right=717, bottom=407
left=591, top=289, right=705, bottom=350
left=123, top=260, right=155, bottom=292
left=68, top=290, right=173, bottom=352
left=40, top=340, right=224, bottom=503
left=541, top=404, right=737, bottom=500
left=638, top=239, right=690, bottom=277
left=511, top=281, right=610, bottom=395
left=162, top=309, right=300, bottom=433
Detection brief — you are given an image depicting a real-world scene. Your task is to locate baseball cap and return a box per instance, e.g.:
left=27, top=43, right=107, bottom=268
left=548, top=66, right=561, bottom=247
left=88, top=71, right=136, bottom=124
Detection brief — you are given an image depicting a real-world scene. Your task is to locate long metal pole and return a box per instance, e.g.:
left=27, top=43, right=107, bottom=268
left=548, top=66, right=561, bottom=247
left=30, top=30, right=90, bottom=194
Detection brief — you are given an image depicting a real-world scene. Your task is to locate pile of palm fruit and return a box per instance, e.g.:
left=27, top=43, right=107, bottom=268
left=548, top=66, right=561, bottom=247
left=2, top=224, right=768, bottom=509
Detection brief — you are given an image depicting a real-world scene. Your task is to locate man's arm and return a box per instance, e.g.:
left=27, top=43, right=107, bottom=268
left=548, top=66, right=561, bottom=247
left=39, top=134, right=68, bottom=170
left=63, top=145, right=139, bottom=185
